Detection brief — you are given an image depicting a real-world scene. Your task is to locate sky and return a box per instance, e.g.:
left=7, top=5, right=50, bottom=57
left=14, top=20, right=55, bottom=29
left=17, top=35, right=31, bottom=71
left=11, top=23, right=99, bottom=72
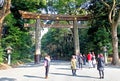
left=41, top=28, right=48, bottom=38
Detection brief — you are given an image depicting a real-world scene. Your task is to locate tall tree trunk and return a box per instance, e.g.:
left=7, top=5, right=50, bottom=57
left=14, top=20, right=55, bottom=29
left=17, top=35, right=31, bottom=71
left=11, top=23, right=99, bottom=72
left=0, top=0, right=11, bottom=38
left=111, top=24, right=120, bottom=65
left=101, top=0, right=120, bottom=65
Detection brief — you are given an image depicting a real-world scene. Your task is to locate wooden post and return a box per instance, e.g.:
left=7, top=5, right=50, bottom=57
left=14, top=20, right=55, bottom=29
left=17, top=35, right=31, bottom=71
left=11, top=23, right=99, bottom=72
left=73, top=20, right=80, bottom=55
left=34, top=18, right=41, bottom=64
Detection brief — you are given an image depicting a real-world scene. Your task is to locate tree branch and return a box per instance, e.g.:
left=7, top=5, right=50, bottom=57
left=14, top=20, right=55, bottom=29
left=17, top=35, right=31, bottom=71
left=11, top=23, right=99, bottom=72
left=0, top=0, right=11, bottom=23
left=108, top=0, right=116, bottom=24
left=101, top=0, right=116, bottom=24
left=101, top=0, right=110, bottom=9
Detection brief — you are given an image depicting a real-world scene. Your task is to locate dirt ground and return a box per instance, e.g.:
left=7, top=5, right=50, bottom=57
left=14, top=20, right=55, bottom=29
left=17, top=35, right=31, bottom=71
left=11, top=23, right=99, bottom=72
left=0, top=63, right=11, bottom=70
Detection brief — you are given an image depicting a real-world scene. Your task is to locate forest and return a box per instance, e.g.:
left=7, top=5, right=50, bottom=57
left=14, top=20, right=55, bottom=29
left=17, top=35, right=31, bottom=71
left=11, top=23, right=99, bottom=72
left=0, top=0, right=120, bottom=66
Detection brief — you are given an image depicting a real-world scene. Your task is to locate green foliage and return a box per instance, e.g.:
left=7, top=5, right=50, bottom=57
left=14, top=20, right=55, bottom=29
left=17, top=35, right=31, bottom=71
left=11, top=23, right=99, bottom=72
left=41, top=28, right=74, bottom=60
left=1, top=13, right=34, bottom=64
left=83, top=0, right=112, bottom=54
left=41, top=0, right=112, bottom=57
left=0, top=0, right=48, bottom=64
left=39, top=0, right=47, bottom=8
left=2, top=25, right=33, bottom=60
left=78, top=29, right=89, bottom=54
left=46, top=0, right=87, bottom=14
left=41, top=0, right=120, bottom=60
left=11, top=0, right=46, bottom=11
left=0, top=46, right=4, bottom=63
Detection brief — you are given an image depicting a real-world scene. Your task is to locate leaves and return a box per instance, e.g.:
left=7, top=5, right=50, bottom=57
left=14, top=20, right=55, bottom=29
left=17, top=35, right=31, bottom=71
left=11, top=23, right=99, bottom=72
left=11, top=0, right=46, bottom=11
left=41, top=28, right=73, bottom=59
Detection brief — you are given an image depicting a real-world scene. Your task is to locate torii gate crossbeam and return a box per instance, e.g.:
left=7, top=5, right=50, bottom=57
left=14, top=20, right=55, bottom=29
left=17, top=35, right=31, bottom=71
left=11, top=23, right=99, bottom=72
left=19, top=10, right=90, bottom=21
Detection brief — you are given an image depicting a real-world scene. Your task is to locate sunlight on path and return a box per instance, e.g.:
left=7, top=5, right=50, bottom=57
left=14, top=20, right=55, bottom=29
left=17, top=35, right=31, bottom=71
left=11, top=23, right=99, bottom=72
left=0, top=61, right=120, bottom=81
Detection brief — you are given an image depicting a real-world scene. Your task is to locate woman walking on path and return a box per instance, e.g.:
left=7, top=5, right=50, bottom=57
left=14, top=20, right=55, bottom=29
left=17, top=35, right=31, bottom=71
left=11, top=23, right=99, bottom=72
left=77, top=53, right=83, bottom=69
left=87, top=52, right=93, bottom=68
left=71, top=55, right=77, bottom=76
left=44, top=54, right=51, bottom=79
left=97, top=53, right=105, bottom=79
left=92, top=52, right=96, bottom=68
left=83, top=54, right=87, bottom=65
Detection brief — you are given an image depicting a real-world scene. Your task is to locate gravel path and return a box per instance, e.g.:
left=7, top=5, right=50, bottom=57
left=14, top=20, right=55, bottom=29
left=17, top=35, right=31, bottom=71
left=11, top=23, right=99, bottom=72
left=0, top=60, right=120, bottom=81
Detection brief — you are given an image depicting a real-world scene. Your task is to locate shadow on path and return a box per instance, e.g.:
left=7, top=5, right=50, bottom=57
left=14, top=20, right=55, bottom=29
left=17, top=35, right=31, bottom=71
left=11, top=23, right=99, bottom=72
left=51, top=72, right=72, bottom=76
left=0, top=77, right=16, bottom=81
left=15, top=63, right=42, bottom=68
left=50, top=72, right=98, bottom=79
left=24, top=75, right=45, bottom=79
left=105, top=64, right=120, bottom=69
left=56, top=67, right=71, bottom=70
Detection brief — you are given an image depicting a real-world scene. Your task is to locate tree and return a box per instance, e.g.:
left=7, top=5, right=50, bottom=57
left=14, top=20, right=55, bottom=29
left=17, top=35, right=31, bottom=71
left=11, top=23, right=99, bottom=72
left=0, top=0, right=11, bottom=64
left=1, top=13, right=33, bottom=63
left=101, top=0, right=120, bottom=65
left=41, top=28, right=73, bottom=60
left=88, top=0, right=120, bottom=65
left=0, top=0, right=11, bottom=38
left=0, top=0, right=46, bottom=64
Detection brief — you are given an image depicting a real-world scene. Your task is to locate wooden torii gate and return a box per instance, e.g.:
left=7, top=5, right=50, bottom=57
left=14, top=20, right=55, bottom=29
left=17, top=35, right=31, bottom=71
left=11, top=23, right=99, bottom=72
left=19, top=10, right=90, bottom=64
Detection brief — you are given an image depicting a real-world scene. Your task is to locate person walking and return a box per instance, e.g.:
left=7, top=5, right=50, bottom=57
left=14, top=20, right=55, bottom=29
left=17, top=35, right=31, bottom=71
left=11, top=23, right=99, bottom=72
left=44, top=54, right=51, bottom=79
left=71, top=55, right=77, bottom=76
left=87, top=52, right=93, bottom=68
left=77, top=53, right=83, bottom=69
left=83, top=54, right=87, bottom=65
left=92, top=52, right=96, bottom=68
left=97, top=53, right=105, bottom=79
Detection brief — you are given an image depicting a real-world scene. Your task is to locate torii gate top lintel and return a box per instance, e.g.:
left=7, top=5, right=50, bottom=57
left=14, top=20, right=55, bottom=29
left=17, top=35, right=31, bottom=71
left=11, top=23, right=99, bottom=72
left=19, top=10, right=91, bottom=21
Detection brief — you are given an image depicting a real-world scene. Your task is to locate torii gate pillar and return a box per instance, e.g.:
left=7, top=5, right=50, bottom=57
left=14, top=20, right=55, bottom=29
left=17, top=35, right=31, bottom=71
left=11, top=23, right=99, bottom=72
left=34, top=18, right=41, bottom=64
left=73, top=20, right=80, bottom=55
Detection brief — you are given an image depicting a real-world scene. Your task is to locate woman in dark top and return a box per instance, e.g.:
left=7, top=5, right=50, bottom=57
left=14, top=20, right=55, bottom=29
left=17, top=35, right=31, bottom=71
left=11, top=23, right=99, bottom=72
left=97, top=53, right=105, bottom=79
left=44, top=55, right=51, bottom=79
